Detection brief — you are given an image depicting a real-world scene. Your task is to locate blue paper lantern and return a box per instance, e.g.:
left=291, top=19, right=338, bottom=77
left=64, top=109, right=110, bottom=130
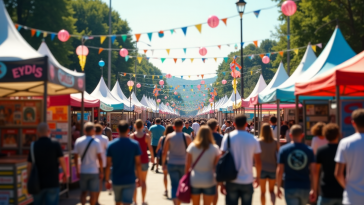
left=98, top=60, right=105, bottom=67
left=158, top=31, right=164, bottom=38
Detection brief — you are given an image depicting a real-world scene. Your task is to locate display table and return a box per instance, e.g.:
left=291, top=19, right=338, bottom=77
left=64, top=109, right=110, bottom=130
left=0, top=156, right=32, bottom=205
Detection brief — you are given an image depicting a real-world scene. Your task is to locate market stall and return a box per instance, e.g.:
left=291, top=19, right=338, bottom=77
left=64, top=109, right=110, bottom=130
left=0, top=1, right=85, bottom=203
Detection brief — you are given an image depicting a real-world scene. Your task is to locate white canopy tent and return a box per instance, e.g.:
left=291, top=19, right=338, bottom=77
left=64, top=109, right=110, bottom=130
left=110, top=81, right=133, bottom=111
left=240, top=74, right=268, bottom=107
left=90, top=77, right=124, bottom=110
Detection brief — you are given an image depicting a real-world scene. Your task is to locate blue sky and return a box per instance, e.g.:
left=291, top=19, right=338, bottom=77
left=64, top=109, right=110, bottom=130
left=102, top=0, right=282, bottom=80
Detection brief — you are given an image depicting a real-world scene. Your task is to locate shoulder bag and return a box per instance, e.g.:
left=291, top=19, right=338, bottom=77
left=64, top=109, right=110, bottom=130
left=216, top=133, right=238, bottom=182
left=176, top=148, right=206, bottom=203
left=81, top=138, right=94, bottom=162
left=27, top=142, right=41, bottom=195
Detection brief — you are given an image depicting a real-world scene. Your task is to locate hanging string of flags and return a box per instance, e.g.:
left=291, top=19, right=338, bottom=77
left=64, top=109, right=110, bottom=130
left=105, top=43, right=321, bottom=63
left=13, top=5, right=277, bottom=41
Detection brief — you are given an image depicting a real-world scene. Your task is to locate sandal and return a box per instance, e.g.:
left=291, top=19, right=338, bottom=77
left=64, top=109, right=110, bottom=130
left=163, top=190, right=168, bottom=197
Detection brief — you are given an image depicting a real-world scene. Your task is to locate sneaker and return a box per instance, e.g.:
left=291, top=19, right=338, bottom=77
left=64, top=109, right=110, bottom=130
left=163, top=190, right=168, bottom=198
left=150, top=164, right=155, bottom=171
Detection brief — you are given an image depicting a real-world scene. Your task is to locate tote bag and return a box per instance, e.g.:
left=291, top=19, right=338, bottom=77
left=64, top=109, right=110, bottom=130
left=216, top=133, right=238, bottom=182
left=27, top=142, right=41, bottom=195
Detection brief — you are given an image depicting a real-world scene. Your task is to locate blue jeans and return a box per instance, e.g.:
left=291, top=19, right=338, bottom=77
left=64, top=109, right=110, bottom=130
left=318, top=196, right=342, bottom=205
left=225, top=182, right=253, bottom=205
left=32, top=187, right=60, bottom=205
left=284, top=188, right=309, bottom=205
left=167, top=164, right=185, bottom=199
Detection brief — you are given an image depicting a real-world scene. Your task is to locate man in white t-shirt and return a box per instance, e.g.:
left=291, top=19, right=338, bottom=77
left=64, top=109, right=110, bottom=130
left=74, top=122, right=103, bottom=205
left=335, top=109, right=364, bottom=205
left=269, top=116, right=278, bottom=139
left=94, top=124, right=109, bottom=204
left=221, top=114, right=262, bottom=205
left=192, top=120, right=200, bottom=136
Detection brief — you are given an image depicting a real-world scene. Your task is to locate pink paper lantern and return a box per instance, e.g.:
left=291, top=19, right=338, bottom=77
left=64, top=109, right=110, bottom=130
left=76, top=45, right=89, bottom=56
left=222, top=79, right=227, bottom=85
left=159, top=80, right=164, bottom=86
left=231, top=70, right=241, bottom=78
left=136, top=83, right=141, bottom=88
left=119, top=48, right=128, bottom=57
left=199, top=47, right=207, bottom=56
left=201, top=80, right=205, bottom=84
left=174, top=91, right=178, bottom=95
left=207, top=15, right=219, bottom=28
left=262, top=56, right=270, bottom=64
left=209, top=98, right=213, bottom=102
left=166, top=102, right=169, bottom=106
left=58, top=29, right=70, bottom=42
left=197, top=85, right=201, bottom=89
left=186, top=96, right=189, bottom=98
left=127, top=80, right=134, bottom=87
left=157, top=99, right=161, bottom=103
left=281, top=0, right=297, bottom=16
left=203, top=94, right=205, bottom=96
left=166, top=74, right=172, bottom=78
left=164, top=96, right=167, bottom=99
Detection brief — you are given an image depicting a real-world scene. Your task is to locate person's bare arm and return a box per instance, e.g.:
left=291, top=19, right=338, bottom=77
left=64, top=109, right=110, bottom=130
left=314, top=163, right=321, bottom=197
left=253, top=153, right=261, bottom=188
left=146, top=134, right=155, bottom=161
left=276, top=164, right=284, bottom=199
left=74, top=154, right=80, bottom=178
left=309, top=163, right=318, bottom=202
left=185, top=153, right=192, bottom=174
left=335, top=163, right=346, bottom=189
left=185, top=134, right=192, bottom=146
left=156, top=137, right=163, bottom=153
left=162, top=136, right=170, bottom=169
left=135, top=156, right=143, bottom=186
left=59, top=157, right=68, bottom=182
left=105, top=157, right=112, bottom=182
left=97, top=153, right=104, bottom=179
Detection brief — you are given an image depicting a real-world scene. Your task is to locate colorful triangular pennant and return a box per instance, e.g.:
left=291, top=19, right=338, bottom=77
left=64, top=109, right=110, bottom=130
left=137, top=57, right=142, bottom=64
left=253, top=40, right=258, bottom=47
left=181, top=27, right=187, bottom=36
left=100, top=36, right=107, bottom=44
left=121, top=35, right=127, bottom=42
left=98, top=48, right=103, bottom=54
left=223, top=57, right=228, bottom=63
left=311, top=45, right=317, bottom=52
left=253, top=10, right=261, bottom=18
left=221, top=18, right=227, bottom=25
left=166, top=49, right=170, bottom=55
left=161, top=58, right=166, bottom=63
left=111, top=35, right=116, bottom=43
left=147, top=33, right=153, bottom=41
left=173, top=58, right=177, bottom=63
left=135, top=34, right=141, bottom=42
left=195, top=24, right=202, bottom=33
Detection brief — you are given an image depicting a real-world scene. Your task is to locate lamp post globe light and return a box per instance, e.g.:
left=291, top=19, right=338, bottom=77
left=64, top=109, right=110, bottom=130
left=99, top=59, right=105, bottom=76
left=236, top=0, right=246, bottom=115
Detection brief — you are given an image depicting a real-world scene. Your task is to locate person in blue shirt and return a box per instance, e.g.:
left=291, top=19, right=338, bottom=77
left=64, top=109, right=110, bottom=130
left=276, top=124, right=317, bottom=205
left=105, top=120, right=143, bottom=205
left=149, top=118, right=165, bottom=173
left=207, top=119, right=222, bottom=148
left=146, top=118, right=151, bottom=129
left=182, top=121, right=195, bottom=139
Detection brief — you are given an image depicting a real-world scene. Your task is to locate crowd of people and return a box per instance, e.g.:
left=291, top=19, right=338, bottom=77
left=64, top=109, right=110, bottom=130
left=26, top=109, right=364, bottom=205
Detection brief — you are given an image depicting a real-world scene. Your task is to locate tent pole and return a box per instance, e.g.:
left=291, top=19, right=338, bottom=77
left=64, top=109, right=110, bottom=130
left=257, top=104, right=260, bottom=137
left=336, top=85, right=341, bottom=126
left=91, top=107, right=94, bottom=122
left=81, top=91, right=84, bottom=136
left=295, top=95, right=299, bottom=124
left=254, top=105, right=256, bottom=136
left=43, top=81, right=47, bottom=122
left=277, top=100, right=281, bottom=140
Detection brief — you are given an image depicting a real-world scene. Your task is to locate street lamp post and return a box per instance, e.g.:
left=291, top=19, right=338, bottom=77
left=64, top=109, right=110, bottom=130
left=99, top=59, right=105, bottom=76
left=107, top=0, right=112, bottom=88
left=236, top=0, right=246, bottom=115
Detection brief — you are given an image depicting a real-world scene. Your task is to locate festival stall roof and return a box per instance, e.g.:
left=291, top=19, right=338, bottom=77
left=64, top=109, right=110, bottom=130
left=140, top=95, right=156, bottom=112
left=49, top=91, right=100, bottom=108
left=261, top=27, right=355, bottom=103
left=295, top=51, right=364, bottom=96
left=128, top=92, right=147, bottom=108
left=249, top=62, right=288, bottom=105
left=90, top=77, right=124, bottom=111
left=110, top=81, right=133, bottom=111
left=0, top=0, right=85, bottom=97
left=257, top=45, right=317, bottom=104
left=219, top=90, right=241, bottom=112
left=240, top=74, right=267, bottom=107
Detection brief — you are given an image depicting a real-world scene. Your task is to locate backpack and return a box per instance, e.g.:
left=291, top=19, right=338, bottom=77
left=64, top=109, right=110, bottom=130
left=215, top=133, right=238, bottom=182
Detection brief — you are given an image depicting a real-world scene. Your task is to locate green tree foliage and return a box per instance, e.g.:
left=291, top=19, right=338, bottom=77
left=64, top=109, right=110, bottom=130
left=5, top=0, right=77, bottom=66
left=213, top=40, right=277, bottom=102
left=271, top=0, right=364, bottom=74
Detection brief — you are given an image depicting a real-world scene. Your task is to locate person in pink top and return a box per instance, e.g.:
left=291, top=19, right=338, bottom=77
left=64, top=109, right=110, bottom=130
left=130, top=119, right=154, bottom=205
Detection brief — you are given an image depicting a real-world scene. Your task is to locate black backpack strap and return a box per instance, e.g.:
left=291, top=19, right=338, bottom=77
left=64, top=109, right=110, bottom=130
left=227, top=133, right=231, bottom=150
left=81, top=138, right=94, bottom=162
left=182, top=133, right=187, bottom=149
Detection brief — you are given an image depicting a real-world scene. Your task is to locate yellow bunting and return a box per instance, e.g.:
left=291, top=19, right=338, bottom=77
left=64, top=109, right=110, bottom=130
left=128, top=86, right=133, bottom=92
left=183, top=89, right=185, bottom=91
left=166, top=49, right=170, bottom=55
left=190, top=58, right=194, bottom=63
left=133, top=74, right=135, bottom=77
left=100, top=36, right=107, bottom=44
left=251, top=71, right=253, bottom=75
left=152, top=75, right=155, bottom=79
left=78, top=55, right=87, bottom=71
left=195, top=24, right=202, bottom=33
left=98, top=48, right=103, bottom=54
left=204, top=85, right=206, bottom=88
left=191, top=89, right=193, bottom=91
left=216, top=82, right=219, bottom=85
left=253, top=40, right=258, bottom=47
left=214, top=58, right=217, bottom=62
left=294, top=49, right=299, bottom=55
left=43, top=32, right=47, bottom=37
left=137, top=57, right=142, bottom=63
left=311, top=45, right=317, bottom=52
left=188, top=75, right=190, bottom=78
left=279, top=51, right=284, bottom=57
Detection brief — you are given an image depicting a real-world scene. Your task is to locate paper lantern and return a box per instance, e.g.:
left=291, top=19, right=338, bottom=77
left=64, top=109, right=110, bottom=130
left=119, top=48, right=128, bottom=57
left=281, top=0, right=297, bottom=16
left=222, top=79, right=227, bottom=84
left=207, top=15, right=219, bottom=28
left=166, top=73, right=172, bottom=78
left=262, top=56, right=270, bottom=64
left=186, top=96, right=189, bottom=98
left=158, top=31, right=164, bottom=38
left=203, top=94, right=205, bottom=96
left=197, top=85, right=201, bottom=89
left=174, top=91, right=178, bottom=95
left=199, top=47, right=207, bottom=56
left=127, top=80, right=134, bottom=87
left=136, top=83, right=141, bottom=88
left=166, top=102, right=169, bottom=106
left=159, top=80, right=164, bottom=86
left=98, top=60, right=105, bottom=67
left=164, top=96, right=167, bottom=99
left=231, top=70, right=241, bottom=78
left=58, top=29, right=70, bottom=42
left=235, top=44, right=238, bottom=50
left=76, top=45, right=89, bottom=56
left=209, top=98, right=213, bottom=102
left=157, top=99, right=161, bottom=103
left=201, top=80, right=205, bottom=84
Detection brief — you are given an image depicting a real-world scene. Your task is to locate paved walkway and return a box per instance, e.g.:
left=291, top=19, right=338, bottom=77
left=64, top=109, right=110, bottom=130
left=60, top=164, right=286, bottom=205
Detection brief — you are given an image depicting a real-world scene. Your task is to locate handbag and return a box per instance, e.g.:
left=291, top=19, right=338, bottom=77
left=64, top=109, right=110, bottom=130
left=81, top=138, right=94, bottom=162
left=176, top=148, right=206, bottom=203
left=27, top=142, right=41, bottom=195
left=216, top=133, right=238, bottom=182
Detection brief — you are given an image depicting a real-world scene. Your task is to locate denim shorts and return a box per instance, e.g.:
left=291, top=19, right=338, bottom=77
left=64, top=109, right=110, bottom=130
left=80, top=174, right=99, bottom=192
left=191, top=185, right=216, bottom=195
left=113, top=183, right=136, bottom=203
left=260, top=170, right=276, bottom=179
left=141, top=163, right=149, bottom=171
left=285, top=188, right=309, bottom=205
left=317, top=196, right=343, bottom=205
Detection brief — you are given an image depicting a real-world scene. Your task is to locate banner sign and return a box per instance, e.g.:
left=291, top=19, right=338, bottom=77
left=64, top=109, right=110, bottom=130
left=100, top=102, right=114, bottom=111
left=0, top=57, right=47, bottom=82
left=341, top=101, right=364, bottom=137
